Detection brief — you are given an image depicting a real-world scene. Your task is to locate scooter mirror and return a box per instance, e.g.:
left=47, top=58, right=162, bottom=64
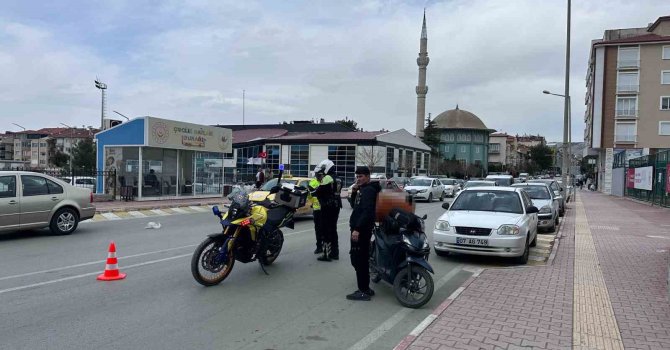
left=212, top=206, right=221, bottom=217
left=422, top=214, right=428, bottom=220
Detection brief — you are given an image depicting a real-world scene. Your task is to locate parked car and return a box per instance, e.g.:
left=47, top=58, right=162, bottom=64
left=463, top=180, right=497, bottom=189
left=391, top=177, right=410, bottom=189
left=346, top=179, right=402, bottom=207
left=528, top=179, right=565, bottom=216
left=370, top=173, right=387, bottom=180
left=0, top=171, right=96, bottom=235
left=249, top=176, right=314, bottom=217
left=437, top=178, right=460, bottom=197
left=485, top=174, right=514, bottom=187
left=433, top=187, right=539, bottom=264
left=404, top=177, right=445, bottom=202
left=512, top=183, right=559, bottom=232
left=59, top=176, right=97, bottom=191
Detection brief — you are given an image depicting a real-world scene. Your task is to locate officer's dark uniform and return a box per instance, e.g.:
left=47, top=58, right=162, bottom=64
left=314, top=172, right=342, bottom=261
left=348, top=167, right=381, bottom=299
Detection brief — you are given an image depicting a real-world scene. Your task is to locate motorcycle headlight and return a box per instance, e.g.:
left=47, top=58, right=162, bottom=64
left=539, top=206, right=551, bottom=214
left=435, top=220, right=451, bottom=231
left=498, top=224, right=520, bottom=235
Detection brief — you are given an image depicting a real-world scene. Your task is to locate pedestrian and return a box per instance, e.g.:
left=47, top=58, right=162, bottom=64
left=313, top=159, right=343, bottom=261
left=255, top=167, right=265, bottom=189
left=346, top=166, right=381, bottom=301
left=308, top=176, right=323, bottom=254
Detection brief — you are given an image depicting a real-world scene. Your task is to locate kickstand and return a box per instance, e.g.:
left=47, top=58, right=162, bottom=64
left=258, top=259, right=269, bottom=275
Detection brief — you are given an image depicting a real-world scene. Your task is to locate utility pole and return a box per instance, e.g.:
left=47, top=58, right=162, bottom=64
left=562, top=0, right=571, bottom=188
left=95, top=79, right=108, bottom=130
left=242, top=89, right=246, bottom=125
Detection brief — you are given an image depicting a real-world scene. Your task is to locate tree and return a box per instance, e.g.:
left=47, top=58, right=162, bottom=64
left=71, top=138, right=96, bottom=170
left=52, top=151, right=69, bottom=168
left=357, top=146, right=385, bottom=171
left=420, top=117, right=440, bottom=155
left=528, top=144, right=553, bottom=172
left=335, top=117, right=359, bottom=131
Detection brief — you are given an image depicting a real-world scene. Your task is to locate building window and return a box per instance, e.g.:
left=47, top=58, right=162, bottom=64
left=617, top=47, right=639, bottom=68
left=489, top=143, right=500, bottom=153
left=235, top=145, right=262, bottom=182
left=616, top=97, right=637, bottom=117
left=289, top=145, right=309, bottom=177
left=405, top=150, right=414, bottom=169
left=386, top=147, right=394, bottom=177
left=265, top=145, right=280, bottom=174
left=662, top=71, right=670, bottom=85
left=663, top=46, right=670, bottom=60
left=473, top=134, right=484, bottom=143
left=328, top=145, right=356, bottom=186
left=457, top=133, right=471, bottom=142
left=660, top=122, right=670, bottom=136
left=617, top=72, right=638, bottom=92
left=614, top=122, right=636, bottom=142
left=475, top=146, right=481, bottom=154
left=661, top=97, right=670, bottom=111
left=460, top=146, right=466, bottom=153
left=444, top=145, right=451, bottom=153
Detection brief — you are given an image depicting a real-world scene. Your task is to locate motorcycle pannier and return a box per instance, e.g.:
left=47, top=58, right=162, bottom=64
left=275, top=187, right=307, bottom=209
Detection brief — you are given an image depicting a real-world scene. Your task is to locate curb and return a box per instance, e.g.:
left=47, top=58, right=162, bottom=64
left=94, top=200, right=226, bottom=214
left=548, top=206, right=569, bottom=265
left=393, top=268, right=484, bottom=350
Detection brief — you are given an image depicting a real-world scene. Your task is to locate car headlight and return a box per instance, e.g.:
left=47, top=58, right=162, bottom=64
left=435, top=220, right=451, bottom=231
left=498, top=224, right=520, bottom=235
left=418, top=189, right=427, bottom=193
left=539, top=206, right=552, bottom=214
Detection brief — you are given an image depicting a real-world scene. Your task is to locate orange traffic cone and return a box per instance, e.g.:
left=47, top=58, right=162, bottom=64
left=97, top=241, right=126, bottom=281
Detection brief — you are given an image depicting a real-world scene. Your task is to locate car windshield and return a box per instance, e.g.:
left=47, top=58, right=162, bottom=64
left=440, top=179, right=456, bottom=185
left=409, top=178, right=431, bottom=186
left=489, top=178, right=513, bottom=186
left=450, top=190, right=523, bottom=214
left=515, top=185, right=551, bottom=199
left=261, top=178, right=298, bottom=191
left=464, top=181, right=494, bottom=188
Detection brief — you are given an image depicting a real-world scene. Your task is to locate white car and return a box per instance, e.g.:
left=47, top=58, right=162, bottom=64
left=59, top=176, right=97, bottom=191
left=433, top=187, right=539, bottom=264
left=404, top=177, right=445, bottom=202
left=437, top=178, right=460, bottom=197
left=512, top=183, right=559, bottom=232
left=485, top=174, right=514, bottom=187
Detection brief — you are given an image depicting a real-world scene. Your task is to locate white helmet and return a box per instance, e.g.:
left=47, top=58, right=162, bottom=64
left=314, top=159, right=335, bottom=175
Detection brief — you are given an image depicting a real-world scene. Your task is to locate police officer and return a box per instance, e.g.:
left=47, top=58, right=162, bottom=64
left=308, top=176, right=323, bottom=254
left=347, top=166, right=381, bottom=301
left=313, top=159, right=342, bottom=261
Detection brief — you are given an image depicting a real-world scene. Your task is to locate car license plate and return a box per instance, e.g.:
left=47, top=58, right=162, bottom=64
left=456, top=237, right=488, bottom=246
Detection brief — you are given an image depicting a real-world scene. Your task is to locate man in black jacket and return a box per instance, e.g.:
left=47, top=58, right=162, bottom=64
left=347, top=166, right=381, bottom=301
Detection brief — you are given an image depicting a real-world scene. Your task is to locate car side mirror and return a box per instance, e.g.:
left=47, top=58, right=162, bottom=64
left=441, top=203, right=450, bottom=210
left=527, top=206, right=539, bottom=214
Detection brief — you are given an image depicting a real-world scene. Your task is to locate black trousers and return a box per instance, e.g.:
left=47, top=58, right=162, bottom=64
left=350, top=228, right=372, bottom=292
left=321, top=206, right=340, bottom=255
left=313, top=209, right=322, bottom=249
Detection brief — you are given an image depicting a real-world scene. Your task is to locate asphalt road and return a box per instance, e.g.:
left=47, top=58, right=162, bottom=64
left=0, top=199, right=477, bottom=350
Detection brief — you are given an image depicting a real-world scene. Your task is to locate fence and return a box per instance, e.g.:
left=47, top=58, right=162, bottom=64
left=625, top=150, right=669, bottom=208
left=3, top=168, right=117, bottom=198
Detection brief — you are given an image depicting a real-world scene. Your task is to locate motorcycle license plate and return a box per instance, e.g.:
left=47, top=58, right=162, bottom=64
left=456, top=237, right=488, bottom=246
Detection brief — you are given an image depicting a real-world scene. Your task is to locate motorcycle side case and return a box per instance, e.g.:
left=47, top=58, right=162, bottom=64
left=398, top=256, right=434, bottom=274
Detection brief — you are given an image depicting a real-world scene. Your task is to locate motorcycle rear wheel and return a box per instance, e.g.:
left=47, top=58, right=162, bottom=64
left=393, top=266, right=434, bottom=309
left=191, top=237, right=235, bottom=286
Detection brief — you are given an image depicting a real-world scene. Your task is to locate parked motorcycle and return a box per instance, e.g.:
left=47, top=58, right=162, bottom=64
left=191, top=170, right=307, bottom=286
left=370, top=208, right=434, bottom=308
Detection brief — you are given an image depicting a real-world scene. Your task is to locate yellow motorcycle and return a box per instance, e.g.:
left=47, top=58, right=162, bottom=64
left=191, top=171, right=307, bottom=286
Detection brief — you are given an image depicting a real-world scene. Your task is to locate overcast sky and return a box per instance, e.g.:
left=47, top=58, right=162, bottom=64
left=1, top=0, right=667, bottom=141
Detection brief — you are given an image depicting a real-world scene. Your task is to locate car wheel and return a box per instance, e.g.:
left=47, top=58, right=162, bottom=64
left=427, top=193, right=433, bottom=202
left=555, top=216, right=559, bottom=226
left=514, top=236, right=529, bottom=264
left=530, top=232, right=537, bottom=247
left=439, top=193, right=444, bottom=202
left=434, top=248, right=450, bottom=257
left=50, top=207, right=79, bottom=235
left=559, top=208, right=565, bottom=217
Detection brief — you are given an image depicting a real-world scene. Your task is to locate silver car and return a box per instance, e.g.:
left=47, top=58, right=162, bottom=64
left=512, top=183, right=560, bottom=232
left=528, top=179, right=565, bottom=216
left=0, top=171, right=96, bottom=235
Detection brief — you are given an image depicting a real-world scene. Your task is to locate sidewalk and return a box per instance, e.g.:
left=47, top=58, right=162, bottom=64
left=396, top=191, right=670, bottom=350
left=94, top=197, right=229, bottom=213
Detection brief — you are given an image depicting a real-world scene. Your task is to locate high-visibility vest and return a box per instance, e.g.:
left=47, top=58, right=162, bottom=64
left=308, top=178, right=321, bottom=210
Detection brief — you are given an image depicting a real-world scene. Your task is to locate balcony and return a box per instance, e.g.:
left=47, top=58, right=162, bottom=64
left=616, top=84, right=639, bottom=94
left=614, top=134, right=637, bottom=143
left=488, top=149, right=500, bottom=154
left=617, top=59, right=640, bottom=69
left=615, top=109, right=638, bottom=118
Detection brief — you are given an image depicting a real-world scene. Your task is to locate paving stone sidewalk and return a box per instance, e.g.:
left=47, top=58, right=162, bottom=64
left=398, top=191, right=670, bottom=350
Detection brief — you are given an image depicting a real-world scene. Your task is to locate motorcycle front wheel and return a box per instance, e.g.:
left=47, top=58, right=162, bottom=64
left=191, top=237, right=235, bottom=286
left=259, top=229, right=284, bottom=266
left=393, top=266, right=434, bottom=309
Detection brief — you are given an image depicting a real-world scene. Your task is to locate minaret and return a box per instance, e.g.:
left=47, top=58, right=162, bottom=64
left=415, top=10, right=429, bottom=138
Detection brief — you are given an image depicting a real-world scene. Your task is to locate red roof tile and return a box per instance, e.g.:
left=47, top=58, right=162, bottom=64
left=272, top=131, right=383, bottom=141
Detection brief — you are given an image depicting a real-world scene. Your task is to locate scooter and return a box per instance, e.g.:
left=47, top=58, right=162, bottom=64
left=369, top=208, right=434, bottom=308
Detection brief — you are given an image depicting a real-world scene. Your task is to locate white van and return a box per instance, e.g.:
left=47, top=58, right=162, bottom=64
left=485, top=174, right=514, bottom=187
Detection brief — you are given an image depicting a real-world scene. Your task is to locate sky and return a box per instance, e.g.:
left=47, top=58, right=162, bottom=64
left=1, top=0, right=667, bottom=141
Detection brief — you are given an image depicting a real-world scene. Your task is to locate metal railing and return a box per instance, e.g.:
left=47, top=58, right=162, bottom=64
left=617, top=59, right=640, bottom=69
left=615, top=109, right=638, bottom=118
left=616, top=84, right=639, bottom=93
left=625, top=150, right=669, bottom=208
left=614, top=134, right=637, bottom=143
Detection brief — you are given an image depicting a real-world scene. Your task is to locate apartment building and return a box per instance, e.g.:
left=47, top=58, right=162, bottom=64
left=584, top=15, right=670, bottom=194
left=3, top=127, right=97, bottom=168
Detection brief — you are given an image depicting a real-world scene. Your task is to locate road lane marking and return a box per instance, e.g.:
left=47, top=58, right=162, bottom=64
left=151, top=209, right=169, bottom=216
left=189, top=206, right=207, bottom=212
left=128, top=211, right=147, bottom=218
left=0, top=253, right=192, bottom=295
left=346, top=265, right=464, bottom=350
left=170, top=207, right=188, bottom=214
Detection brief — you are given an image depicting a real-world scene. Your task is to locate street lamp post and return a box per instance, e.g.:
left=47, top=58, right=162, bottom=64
left=94, top=79, right=108, bottom=130
left=12, top=123, right=26, bottom=131
left=60, top=123, right=74, bottom=178
left=543, top=89, right=572, bottom=183
left=113, top=110, right=130, bottom=121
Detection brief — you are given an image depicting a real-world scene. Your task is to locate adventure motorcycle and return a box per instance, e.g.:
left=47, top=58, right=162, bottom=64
left=191, top=171, right=307, bottom=286
left=370, top=208, right=434, bottom=308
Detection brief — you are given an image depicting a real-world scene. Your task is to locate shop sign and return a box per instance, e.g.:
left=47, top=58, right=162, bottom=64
left=633, top=166, right=653, bottom=191
left=626, top=168, right=635, bottom=189
left=146, top=117, right=232, bottom=153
